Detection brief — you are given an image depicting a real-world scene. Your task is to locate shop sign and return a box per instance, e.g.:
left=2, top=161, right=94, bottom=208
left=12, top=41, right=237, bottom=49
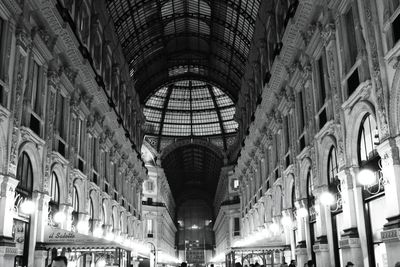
left=44, top=226, right=103, bottom=244
left=381, top=228, right=400, bottom=241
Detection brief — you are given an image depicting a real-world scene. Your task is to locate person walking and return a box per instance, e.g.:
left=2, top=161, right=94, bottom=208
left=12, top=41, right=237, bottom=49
left=51, top=256, right=68, bottom=267
left=288, top=260, right=296, bottom=267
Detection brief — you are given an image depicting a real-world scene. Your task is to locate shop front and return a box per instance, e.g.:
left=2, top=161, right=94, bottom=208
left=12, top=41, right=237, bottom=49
left=42, top=226, right=147, bottom=267
left=226, top=246, right=286, bottom=267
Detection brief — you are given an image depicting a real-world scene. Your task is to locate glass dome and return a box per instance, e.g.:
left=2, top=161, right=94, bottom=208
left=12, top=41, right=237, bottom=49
left=143, top=80, right=238, bottom=137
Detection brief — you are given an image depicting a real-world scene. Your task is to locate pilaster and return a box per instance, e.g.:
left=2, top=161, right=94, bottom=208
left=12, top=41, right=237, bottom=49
left=0, top=175, right=19, bottom=239
left=378, top=137, right=400, bottom=265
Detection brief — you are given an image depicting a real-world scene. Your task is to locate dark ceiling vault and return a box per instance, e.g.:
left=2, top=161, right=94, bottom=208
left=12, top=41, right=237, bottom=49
left=106, top=0, right=261, bottom=102
left=161, top=144, right=223, bottom=203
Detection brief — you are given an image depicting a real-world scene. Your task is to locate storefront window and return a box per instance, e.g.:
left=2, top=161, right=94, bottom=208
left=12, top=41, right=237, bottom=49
left=357, top=113, right=386, bottom=266
left=15, top=152, right=33, bottom=266
left=306, top=168, right=316, bottom=264
left=327, top=146, right=343, bottom=266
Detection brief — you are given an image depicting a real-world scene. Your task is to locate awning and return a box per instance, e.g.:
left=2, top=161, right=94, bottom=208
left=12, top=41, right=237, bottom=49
left=43, top=226, right=132, bottom=251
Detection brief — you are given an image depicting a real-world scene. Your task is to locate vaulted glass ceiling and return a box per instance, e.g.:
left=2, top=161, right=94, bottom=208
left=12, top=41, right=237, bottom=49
left=106, top=0, right=261, bottom=102
left=143, top=80, right=238, bottom=139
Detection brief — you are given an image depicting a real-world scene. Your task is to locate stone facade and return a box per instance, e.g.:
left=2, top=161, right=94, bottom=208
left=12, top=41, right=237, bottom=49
left=0, top=0, right=147, bottom=266
left=224, top=0, right=400, bottom=266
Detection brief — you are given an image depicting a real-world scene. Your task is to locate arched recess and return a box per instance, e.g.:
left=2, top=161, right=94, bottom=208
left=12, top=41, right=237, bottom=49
left=89, top=189, right=100, bottom=221
left=253, top=208, right=260, bottom=230
left=243, top=217, right=250, bottom=236
left=160, top=138, right=225, bottom=160
left=18, top=141, right=42, bottom=192
left=102, top=198, right=112, bottom=226
left=112, top=206, right=119, bottom=231
left=51, top=163, right=67, bottom=204
left=273, top=183, right=283, bottom=217
left=264, top=193, right=273, bottom=223
left=257, top=202, right=266, bottom=226
left=120, top=211, right=127, bottom=234
left=345, top=100, right=376, bottom=165
left=319, top=134, right=338, bottom=188
left=299, top=157, right=312, bottom=199
left=73, top=178, right=86, bottom=214
left=284, top=173, right=295, bottom=209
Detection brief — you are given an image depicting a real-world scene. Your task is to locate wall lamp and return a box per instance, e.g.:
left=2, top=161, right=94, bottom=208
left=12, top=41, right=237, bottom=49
left=357, top=161, right=388, bottom=195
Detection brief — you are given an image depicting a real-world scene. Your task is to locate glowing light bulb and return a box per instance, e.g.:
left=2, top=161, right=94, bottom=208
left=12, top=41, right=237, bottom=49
left=320, top=191, right=335, bottom=206
left=20, top=200, right=35, bottom=214
left=297, top=207, right=308, bottom=218
left=76, top=220, right=89, bottom=233
left=53, top=211, right=66, bottom=224
left=358, top=169, right=376, bottom=186
left=93, top=227, right=103, bottom=238
left=281, top=215, right=292, bottom=226
left=269, top=222, right=280, bottom=233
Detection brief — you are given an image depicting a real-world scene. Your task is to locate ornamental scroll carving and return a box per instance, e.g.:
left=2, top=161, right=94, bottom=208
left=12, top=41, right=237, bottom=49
left=363, top=6, right=390, bottom=139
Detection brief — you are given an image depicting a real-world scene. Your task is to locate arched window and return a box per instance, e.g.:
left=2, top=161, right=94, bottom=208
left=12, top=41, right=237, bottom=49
left=89, top=198, right=94, bottom=232
left=16, top=152, right=33, bottom=195
left=102, top=201, right=107, bottom=226
left=358, top=114, right=378, bottom=164
left=50, top=172, right=60, bottom=207
left=327, top=146, right=339, bottom=184
left=72, top=186, right=79, bottom=227
left=72, top=186, right=79, bottom=213
left=306, top=167, right=316, bottom=264
left=119, top=215, right=123, bottom=234
left=357, top=114, right=385, bottom=266
left=307, top=168, right=314, bottom=199
left=112, top=213, right=115, bottom=232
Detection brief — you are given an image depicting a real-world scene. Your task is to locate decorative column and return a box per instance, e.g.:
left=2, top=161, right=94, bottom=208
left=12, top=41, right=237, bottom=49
left=312, top=187, right=331, bottom=267
left=378, top=137, right=400, bottom=265
left=28, top=191, right=50, bottom=267
left=294, top=199, right=308, bottom=267
left=337, top=168, right=363, bottom=266
left=281, top=209, right=296, bottom=261
left=0, top=176, right=19, bottom=266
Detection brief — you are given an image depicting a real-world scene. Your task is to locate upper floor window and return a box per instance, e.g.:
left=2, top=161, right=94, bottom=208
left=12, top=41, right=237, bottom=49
left=146, top=181, right=154, bottom=192
left=76, top=6, right=90, bottom=45
left=77, top=118, right=85, bottom=158
left=327, top=146, right=339, bottom=184
left=297, top=89, right=306, bottom=134
left=31, top=61, right=43, bottom=117
left=344, top=7, right=358, bottom=70
left=103, top=152, right=108, bottom=182
left=92, top=137, right=98, bottom=171
left=233, top=179, right=240, bottom=189
left=16, top=152, right=33, bottom=195
left=0, top=16, right=8, bottom=107
left=383, top=0, right=400, bottom=50
left=147, top=219, right=154, bottom=235
left=315, top=56, right=327, bottom=110
left=92, top=33, right=102, bottom=71
left=358, top=114, right=378, bottom=164
left=56, top=93, right=67, bottom=139
left=233, top=217, right=240, bottom=236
